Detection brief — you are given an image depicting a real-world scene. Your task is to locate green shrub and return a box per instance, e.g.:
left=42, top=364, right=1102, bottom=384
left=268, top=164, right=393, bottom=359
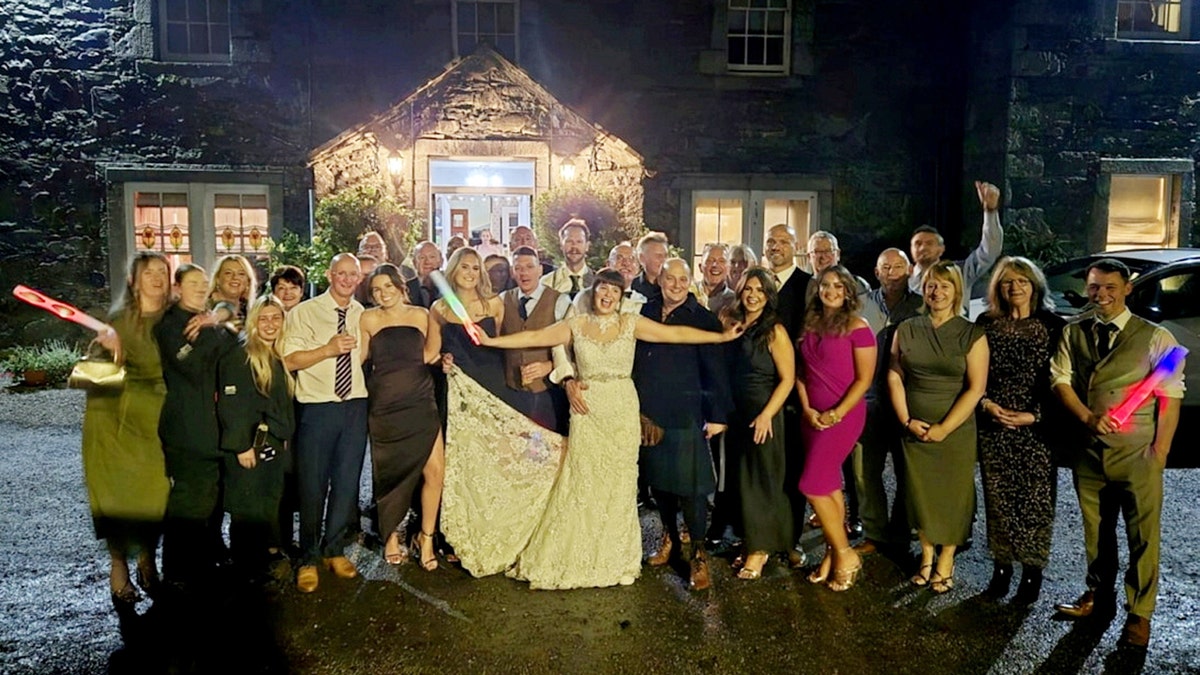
left=0, top=339, right=82, bottom=385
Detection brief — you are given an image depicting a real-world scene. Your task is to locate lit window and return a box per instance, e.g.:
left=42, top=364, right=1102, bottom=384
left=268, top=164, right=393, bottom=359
left=694, top=198, right=744, bottom=270
left=160, top=0, right=231, bottom=62
left=214, top=193, right=271, bottom=261
left=135, top=191, right=192, bottom=269
left=1116, top=0, right=1192, bottom=39
left=454, top=0, right=519, bottom=62
left=727, top=0, right=791, bottom=74
left=1106, top=174, right=1181, bottom=250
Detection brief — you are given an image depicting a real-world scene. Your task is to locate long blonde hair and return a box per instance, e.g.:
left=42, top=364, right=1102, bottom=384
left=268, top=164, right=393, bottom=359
left=444, top=246, right=494, bottom=311
left=244, top=295, right=292, bottom=397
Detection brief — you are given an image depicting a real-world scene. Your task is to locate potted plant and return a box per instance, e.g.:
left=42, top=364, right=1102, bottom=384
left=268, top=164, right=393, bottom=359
left=1, top=340, right=82, bottom=387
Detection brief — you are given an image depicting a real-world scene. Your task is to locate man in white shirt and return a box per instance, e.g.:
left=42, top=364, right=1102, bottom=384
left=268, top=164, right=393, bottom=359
left=541, top=218, right=595, bottom=299
left=572, top=242, right=647, bottom=315
left=281, top=253, right=369, bottom=594
left=909, top=180, right=1004, bottom=307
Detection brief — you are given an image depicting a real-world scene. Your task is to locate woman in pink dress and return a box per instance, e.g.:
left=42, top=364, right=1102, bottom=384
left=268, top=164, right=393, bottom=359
left=795, top=265, right=877, bottom=591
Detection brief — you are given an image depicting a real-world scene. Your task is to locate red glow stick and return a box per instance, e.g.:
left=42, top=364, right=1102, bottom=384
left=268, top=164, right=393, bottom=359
left=1108, top=345, right=1187, bottom=428
left=12, top=285, right=112, bottom=334
left=428, top=271, right=482, bottom=345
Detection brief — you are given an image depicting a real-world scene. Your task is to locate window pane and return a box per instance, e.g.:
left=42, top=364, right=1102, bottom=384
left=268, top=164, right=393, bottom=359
left=457, top=3, right=476, bottom=32
left=187, top=0, right=207, bottom=21
left=478, top=2, right=497, bottom=31
left=165, top=0, right=188, bottom=21
left=746, top=36, right=766, bottom=64
left=189, top=24, right=209, bottom=53
left=728, top=9, right=747, bottom=32
left=495, top=35, right=517, bottom=59
left=1107, top=174, right=1170, bottom=249
left=764, top=199, right=809, bottom=241
left=727, top=37, right=746, bottom=65
left=748, top=10, right=765, bottom=33
left=210, top=24, right=229, bottom=54
left=162, top=192, right=189, bottom=207
left=496, top=2, right=516, bottom=33
left=765, top=37, right=784, bottom=65
left=166, top=24, right=189, bottom=53
left=767, top=10, right=785, bottom=32
left=209, top=0, right=228, bottom=21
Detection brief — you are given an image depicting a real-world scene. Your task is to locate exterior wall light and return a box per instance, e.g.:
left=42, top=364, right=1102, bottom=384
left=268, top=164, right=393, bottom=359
left=387, top=156, right=404, bottom=176
left=559, top=158, right=576, bottom=182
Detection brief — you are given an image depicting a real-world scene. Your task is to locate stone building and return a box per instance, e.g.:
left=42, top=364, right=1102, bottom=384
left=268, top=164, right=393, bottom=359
left=1, top=0, right=1197, bottom=345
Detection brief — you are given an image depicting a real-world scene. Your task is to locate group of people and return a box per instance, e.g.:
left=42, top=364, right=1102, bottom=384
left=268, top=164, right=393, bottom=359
left=80, top=180, right=1183, bottom=649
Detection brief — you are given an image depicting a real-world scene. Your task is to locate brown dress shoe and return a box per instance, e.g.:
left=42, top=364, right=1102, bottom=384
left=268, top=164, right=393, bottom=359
left=1055, top=590, right=1096, bottom=618
left=1118, top=614, right=1151, bottom=648
left=689, top=551, right=711, bottom=591
left=647, top=533, right=673, bottom=566
left=324, top=556, right=358, bottom=579
left=296, top=565, right=319, bottom=593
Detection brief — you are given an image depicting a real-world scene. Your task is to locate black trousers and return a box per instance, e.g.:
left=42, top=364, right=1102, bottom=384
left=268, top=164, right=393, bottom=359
left=162, top=447, right=223, bottom=585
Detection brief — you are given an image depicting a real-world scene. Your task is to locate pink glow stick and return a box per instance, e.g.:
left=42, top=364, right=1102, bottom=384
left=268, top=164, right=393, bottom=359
left=1108, top=345, right=1187, bottom=428
left=12, top=285, right=112, bottom=334
left=428, top=271, right=482, bottom=345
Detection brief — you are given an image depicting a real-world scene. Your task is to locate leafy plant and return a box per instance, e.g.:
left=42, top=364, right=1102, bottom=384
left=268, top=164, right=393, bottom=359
left=313, top=184, right=425, bottom=259
left=268, top=230, right=337, bottom=291
left=1, top=339, right=82, bottom=385
left=533, top=184, right=644, bottom=270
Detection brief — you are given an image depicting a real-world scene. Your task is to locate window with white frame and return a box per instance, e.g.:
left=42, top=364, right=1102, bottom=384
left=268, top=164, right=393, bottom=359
left=126, top=183, right=272, bottom=272
left=1116, top=0, right=1193, bottom=39
left=454, top=0, right=519, bottom=62
left=159, top=0, right=231, bottom=62
left=1106, top=174, right=1182, bottom=250
left=727, top=0, right=791, bottom=74
left=689, top=190, right=815, bottom=270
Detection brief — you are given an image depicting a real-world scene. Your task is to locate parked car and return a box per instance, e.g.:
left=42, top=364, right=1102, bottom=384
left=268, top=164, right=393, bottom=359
left=973, top=249, right=1200, bottom=467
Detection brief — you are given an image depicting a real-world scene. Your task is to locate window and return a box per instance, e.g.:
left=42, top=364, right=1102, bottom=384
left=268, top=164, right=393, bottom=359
left=454, top=0, right=519, bottom=62
left=727, top=0, right=791, bottom=74
left=688, top=190, right=815, bottom=270
left=1116, top=0, right=1193, bottom=39
left=159, top=0, right=231, bottom=62
left=214, top=193, right=271, bottom=262
left=135, top=190, right=192, bottom=269
left=1106, top=174, right=1181, bottom=250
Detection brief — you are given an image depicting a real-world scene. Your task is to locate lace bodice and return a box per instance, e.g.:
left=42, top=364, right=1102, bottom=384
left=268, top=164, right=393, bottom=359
left=569, top=313, right=636, bottom=382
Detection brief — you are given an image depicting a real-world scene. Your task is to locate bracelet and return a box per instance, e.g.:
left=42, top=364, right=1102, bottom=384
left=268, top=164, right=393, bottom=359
left=904, top=417, right=913, bottom=428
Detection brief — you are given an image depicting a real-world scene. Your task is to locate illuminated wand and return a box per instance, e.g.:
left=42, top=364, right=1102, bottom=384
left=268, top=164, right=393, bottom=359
left=428, top=271, right=482, bottom=345
left=1108, top=345, right=1188, bottom=428
left=12, top=284, right=112, bottom=334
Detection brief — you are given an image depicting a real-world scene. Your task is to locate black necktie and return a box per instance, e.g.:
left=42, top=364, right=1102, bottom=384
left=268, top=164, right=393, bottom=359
left=569, top=274, right=581, bottom=297
left=519, top=296, right=531, bottom=321
left=1096, top=321, right=1117, bottom=360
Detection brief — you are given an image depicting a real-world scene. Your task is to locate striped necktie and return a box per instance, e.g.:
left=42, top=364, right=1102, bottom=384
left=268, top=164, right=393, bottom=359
left=335, top=307, right=352, bottom=399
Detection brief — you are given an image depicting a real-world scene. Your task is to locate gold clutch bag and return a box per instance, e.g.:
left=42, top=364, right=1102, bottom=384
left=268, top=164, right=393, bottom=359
left=68, top=342, right=126, bottom=391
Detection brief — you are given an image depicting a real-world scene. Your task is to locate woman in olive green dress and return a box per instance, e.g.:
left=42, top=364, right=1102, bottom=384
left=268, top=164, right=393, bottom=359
left=887, top=261, right=988, bottom=594
left=83, top=251, right=173, bottom=607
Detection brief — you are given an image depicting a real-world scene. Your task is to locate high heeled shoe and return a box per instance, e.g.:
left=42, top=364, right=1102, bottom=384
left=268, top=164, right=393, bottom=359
left=930, top=564, right=955, bottom=594
left=828, top=548, right=863, bottom=592
left=983, top=562, right=1014, bottom=600
left=411, top=531, right=438, bottom=571
left=736, top=551, right=768, bottom=580
left=384, top=533, right=407, bottom=566
left=1012, top=565, right=1043, bottom=606
left=807, top=547, right=832, bottom=584
left=911, top=562, right=934, bottom=587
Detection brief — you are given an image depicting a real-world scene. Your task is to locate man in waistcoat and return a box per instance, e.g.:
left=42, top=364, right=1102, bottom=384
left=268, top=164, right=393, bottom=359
left=499, top=246, right=573, bottom=435
left=1050, top=258, right=1184, bottom=649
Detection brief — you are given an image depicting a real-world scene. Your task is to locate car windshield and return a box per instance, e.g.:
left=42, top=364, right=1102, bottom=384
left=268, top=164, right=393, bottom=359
left=1043, top=257, right=1157, bottom=316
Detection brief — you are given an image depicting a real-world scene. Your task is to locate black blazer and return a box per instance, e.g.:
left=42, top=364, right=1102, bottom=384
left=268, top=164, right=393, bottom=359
left=406, top=277, right=441, bottom=309
left=154, top=304, right=237, bottom=455
left=774, top=269, right=812, bottom=342
left=634, top=295, right=732, bottom=428
left=216, top=341, right=295, bottom=453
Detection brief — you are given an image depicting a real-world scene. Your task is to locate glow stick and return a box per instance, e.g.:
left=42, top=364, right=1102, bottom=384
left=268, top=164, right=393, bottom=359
left=428, top=271, right=482, bottom=345
left=1108, top=345, right=1187, bottom=428
left=12, top=285, right=112, bottom=334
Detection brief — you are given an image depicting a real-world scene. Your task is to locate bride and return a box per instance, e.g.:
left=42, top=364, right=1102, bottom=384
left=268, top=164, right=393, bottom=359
left=477, top=268, right=740, bottom=589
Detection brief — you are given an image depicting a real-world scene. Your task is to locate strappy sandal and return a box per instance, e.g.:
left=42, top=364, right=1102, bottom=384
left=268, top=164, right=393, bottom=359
left=807, top=547, right=832, bottom=584
left=911, top=562, right=934, bottom=587
left=930, top=565, right=955, bottom=594
left=736, top=551, right=768, bottom=580
left=384, top=533, right=407, bottom=566
left=411, top=531, right=438, bottom=571
left=827, top=548, right=863, bottom=592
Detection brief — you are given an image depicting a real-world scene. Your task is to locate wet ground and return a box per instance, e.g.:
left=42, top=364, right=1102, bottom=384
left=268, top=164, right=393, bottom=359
left=1, top=388, right=1198, bottom=674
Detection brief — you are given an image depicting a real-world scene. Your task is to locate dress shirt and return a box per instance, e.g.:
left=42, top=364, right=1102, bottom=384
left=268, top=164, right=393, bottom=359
left=541, top=265, right=595, bottom=295
left=1049, top=308, right=1185, bottom=399
left=772, top=264, right=800, bottom=289
left=280, top=291, right=368, bottom=403
left=518, top=282, right=572, bottom=321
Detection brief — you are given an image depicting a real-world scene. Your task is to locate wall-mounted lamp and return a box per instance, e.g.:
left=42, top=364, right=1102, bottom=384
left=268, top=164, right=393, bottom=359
left=387, top=155, right=405, bottom=177
left=559, top=158, right=577, bottom=182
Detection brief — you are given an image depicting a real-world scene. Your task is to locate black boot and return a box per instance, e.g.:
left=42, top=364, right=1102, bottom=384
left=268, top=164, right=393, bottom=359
left=983, top=562, right=1013, bottom=600
left=1012, top=565, right=1043, bottom=606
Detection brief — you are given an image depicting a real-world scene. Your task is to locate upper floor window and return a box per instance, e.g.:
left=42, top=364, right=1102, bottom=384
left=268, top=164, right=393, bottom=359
left=160, top=0, right=231, bottom=62
left=727, top=0, right=791, bottom=74
left=1116, top=0, right=1193, bottom=39
left=454, top=0, right=519, bottom=62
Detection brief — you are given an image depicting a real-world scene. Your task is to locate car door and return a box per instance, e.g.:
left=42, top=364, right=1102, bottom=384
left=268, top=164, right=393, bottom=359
left=1129, top=266, right=1200, bottom=468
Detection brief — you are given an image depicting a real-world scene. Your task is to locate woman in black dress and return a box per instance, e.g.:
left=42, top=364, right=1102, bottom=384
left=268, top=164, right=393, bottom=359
left=360, top=264, right=445, bottom=570
left=976, top=256, right=1064, bottom=604
left=216, top=296, right=295, bottom=581
left=723, top=267, right=796, bottom=580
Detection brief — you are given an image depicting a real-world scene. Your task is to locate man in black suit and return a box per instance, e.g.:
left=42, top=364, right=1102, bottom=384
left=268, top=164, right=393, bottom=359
left=763, top=223, right=812, bottom=565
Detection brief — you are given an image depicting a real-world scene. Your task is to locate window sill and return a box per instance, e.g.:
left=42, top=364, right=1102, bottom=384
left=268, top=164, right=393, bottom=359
left=1104, top=37, right=1200, bottom=54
